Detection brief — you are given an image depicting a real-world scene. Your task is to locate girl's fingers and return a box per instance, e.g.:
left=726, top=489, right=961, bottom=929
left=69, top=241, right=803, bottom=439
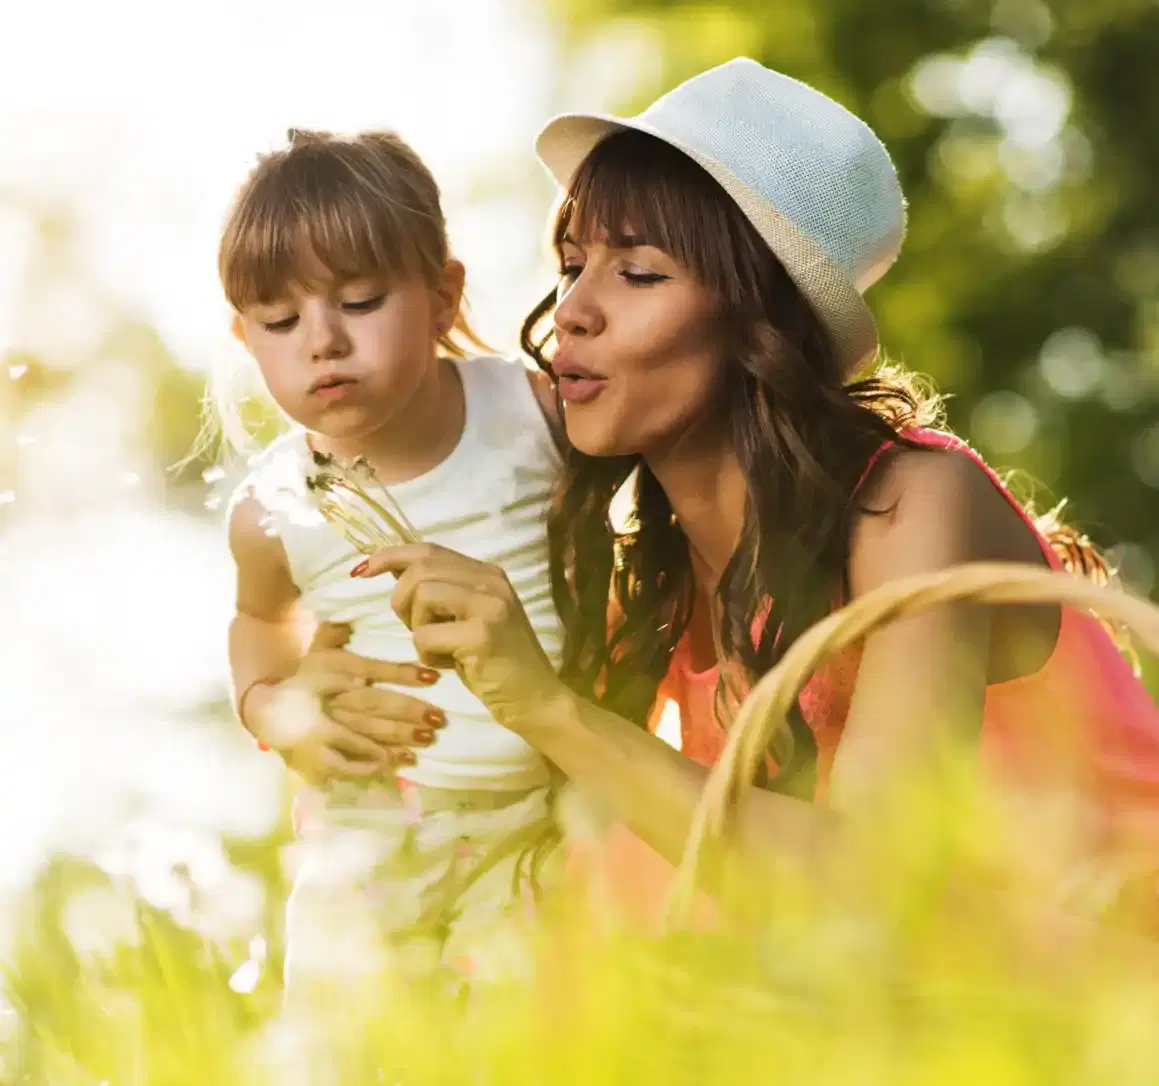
left=308, top=622, right=351, bottom=652
left=306, top=672, right=371, bottom=698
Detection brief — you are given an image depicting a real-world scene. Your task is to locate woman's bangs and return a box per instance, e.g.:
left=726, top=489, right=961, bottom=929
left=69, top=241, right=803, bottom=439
left=554, top=132, right=715, bottom=282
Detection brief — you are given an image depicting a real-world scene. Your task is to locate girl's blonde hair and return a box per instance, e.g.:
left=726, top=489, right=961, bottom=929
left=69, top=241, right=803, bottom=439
left=200, top=128, right=490, bottom=458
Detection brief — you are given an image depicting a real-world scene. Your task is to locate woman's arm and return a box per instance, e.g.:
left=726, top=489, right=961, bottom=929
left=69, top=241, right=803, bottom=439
left=519, top=680, right=833, bottom=878
left=829, top=448, right=997, bottom=812
left=354, top=543, right=832, bottom=893
left=354, top=449, right=1043, bottom=885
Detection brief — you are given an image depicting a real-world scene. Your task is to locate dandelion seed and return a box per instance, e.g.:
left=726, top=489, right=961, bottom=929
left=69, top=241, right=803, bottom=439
left=228, top=958, right=261, bottom=994
left=202, top=466, right=226, bottom=483
left=0, top=491, right=14, bottom=506
left=204, top=495, right=222, bottom=510
left=120, top=472, right=141, bottom=487
left=15, top=435, right=33, bottom=446
left=7, top=364, right=27, bottom=380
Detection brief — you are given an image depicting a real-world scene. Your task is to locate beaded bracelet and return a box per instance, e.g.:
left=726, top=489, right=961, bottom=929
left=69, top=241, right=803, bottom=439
left=236, top=675, right=283, bottom=752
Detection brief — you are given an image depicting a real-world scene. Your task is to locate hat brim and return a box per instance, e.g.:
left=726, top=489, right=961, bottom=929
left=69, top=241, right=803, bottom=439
left=535, top=111, right=880, bottom=376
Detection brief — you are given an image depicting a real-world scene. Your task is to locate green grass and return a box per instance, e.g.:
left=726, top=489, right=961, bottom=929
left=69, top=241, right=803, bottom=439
left=6, top=776, right=1159, bottom=1085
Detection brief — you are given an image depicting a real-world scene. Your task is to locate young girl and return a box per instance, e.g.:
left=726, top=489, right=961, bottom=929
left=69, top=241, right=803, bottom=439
left=219, top=129, right=564, bottom=998
left=348, top=60, right=1159, bottom=933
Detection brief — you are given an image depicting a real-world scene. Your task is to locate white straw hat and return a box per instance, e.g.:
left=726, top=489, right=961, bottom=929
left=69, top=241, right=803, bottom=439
left=535, top=57, right=906, bottom=375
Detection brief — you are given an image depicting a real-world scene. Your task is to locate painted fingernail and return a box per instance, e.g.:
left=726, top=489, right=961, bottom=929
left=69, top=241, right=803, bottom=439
left=349, top=559, right=369, bottom=578
left=414, top=728, right=434, bottom=744
left=423, top=709, right=446, bottom=728
left=417, top=668, right=439, bottom=684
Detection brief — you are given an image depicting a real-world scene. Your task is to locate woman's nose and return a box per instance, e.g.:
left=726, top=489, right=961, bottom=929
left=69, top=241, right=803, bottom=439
left=554, top=276, right=606, bottom=339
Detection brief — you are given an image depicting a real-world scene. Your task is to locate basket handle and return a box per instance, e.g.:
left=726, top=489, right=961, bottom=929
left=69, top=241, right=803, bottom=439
left=663, top=562, right=1159, bottom=931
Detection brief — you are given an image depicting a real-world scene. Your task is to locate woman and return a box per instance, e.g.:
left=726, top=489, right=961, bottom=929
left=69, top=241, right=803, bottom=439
left=325, top=61, right=1159, bottom=923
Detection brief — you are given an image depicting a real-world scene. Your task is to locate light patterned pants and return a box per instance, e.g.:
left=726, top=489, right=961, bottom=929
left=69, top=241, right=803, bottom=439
left=282, top=782, right=560, bottom=1008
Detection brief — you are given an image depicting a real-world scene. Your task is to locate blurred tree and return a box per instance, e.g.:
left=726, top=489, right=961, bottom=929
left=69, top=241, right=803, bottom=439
left=542, top=0, right=1159, bottom=594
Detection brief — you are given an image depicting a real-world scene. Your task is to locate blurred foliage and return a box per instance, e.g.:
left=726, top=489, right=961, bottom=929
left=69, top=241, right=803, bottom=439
left=6, top=774, right=1159, bottom=1084
left=543, top=0, right=1159, bottom=589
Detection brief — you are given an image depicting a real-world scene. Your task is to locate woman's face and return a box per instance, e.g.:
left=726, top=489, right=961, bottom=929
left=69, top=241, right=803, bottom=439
left=551, top=227, right=729, bottom=460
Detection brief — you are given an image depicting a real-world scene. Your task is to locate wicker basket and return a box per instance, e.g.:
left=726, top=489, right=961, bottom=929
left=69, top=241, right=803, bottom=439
left=664, top=561, right=1159, bottom=930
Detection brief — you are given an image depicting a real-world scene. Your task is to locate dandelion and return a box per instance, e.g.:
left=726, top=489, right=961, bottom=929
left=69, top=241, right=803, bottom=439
left=303, top=449, right=421, bottom=553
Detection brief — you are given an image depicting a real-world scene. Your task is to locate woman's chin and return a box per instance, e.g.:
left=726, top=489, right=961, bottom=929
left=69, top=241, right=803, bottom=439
left=564, top=424, right=634, bottom=459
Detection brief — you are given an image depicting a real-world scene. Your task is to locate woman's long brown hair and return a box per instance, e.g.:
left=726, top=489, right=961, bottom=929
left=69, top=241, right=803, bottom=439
left=521, top=129, right=1109, bottom=795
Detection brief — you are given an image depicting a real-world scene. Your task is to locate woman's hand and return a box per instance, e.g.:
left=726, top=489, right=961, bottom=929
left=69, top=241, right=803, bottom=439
left=245, top=621, right=446, bottom=786
left=353, top=543, right=564, bottom=731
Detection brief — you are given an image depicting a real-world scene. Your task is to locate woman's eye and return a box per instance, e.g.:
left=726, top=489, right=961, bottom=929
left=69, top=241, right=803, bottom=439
left=342, top=294, right=385, bottom=313
left=622, top=271, right=670, bottom=286
left=261, top=315, right=298, bottom=333
left=558, top=264, right=582, bottom=282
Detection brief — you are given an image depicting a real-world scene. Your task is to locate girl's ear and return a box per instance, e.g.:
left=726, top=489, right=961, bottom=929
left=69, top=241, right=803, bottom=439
left=434, top=258, right=467, bottom=335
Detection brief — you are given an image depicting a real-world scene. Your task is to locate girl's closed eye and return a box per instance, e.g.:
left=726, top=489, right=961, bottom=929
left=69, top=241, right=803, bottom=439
left=341, top=294, right=386, bottom=313
left=261, top=313, right=298, bottom=333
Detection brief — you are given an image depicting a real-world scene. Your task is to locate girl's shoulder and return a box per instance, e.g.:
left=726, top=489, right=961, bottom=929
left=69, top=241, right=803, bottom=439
left=458, top=354, right=563, bottom=453
left=225, top=429, right=319, bottom=529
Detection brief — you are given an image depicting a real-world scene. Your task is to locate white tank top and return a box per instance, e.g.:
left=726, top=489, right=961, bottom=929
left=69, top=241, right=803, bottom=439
left=239, top=355, right=563, bottom=792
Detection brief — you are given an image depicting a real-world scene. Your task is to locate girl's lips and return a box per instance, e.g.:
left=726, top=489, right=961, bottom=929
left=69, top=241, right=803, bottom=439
left=310, top=377, right=358, bottom=401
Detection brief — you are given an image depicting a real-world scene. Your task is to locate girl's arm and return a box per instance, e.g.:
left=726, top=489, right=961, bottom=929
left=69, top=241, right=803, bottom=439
left=227, top=494, right=309, bottom=734
left=228, top=495, right=455, bottom=778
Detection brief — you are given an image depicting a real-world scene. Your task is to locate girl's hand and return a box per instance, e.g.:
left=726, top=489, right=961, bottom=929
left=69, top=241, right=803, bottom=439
left=245, top=622, right=446, bottom=785
left=353, top=543, right=564, bottom=731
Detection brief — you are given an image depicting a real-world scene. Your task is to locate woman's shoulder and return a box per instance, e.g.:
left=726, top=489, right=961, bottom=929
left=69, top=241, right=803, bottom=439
left=849, top=434, right=1030, bottom=593
left=858, top=433, right=979, bottom=511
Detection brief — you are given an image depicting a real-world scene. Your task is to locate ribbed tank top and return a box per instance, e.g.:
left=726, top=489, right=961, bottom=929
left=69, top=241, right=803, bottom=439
left=240, top=355, right=563, bottom=794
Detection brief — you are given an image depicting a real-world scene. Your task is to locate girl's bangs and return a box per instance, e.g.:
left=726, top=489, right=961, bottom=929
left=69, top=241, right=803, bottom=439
left=221, top=167, right=428, bottom=309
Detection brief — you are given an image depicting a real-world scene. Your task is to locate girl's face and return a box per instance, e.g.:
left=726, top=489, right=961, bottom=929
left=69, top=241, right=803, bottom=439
left=551, top=229, right=728, bottom=461
left=233, top=260, right=463, bottom=442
